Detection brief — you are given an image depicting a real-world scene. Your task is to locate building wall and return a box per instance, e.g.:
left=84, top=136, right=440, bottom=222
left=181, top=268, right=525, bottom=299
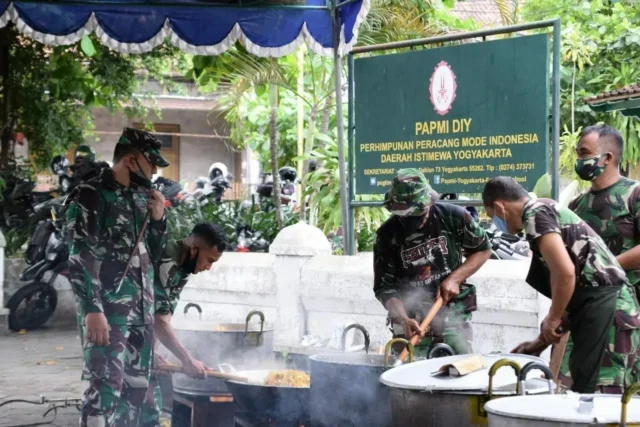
left=7, top=221, right=551, bottom=362
left=89, top=108, right=238, bottom=189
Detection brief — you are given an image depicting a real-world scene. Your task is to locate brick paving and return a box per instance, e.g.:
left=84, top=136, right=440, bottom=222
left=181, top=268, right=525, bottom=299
left=0, top=327, right=84, bottom=427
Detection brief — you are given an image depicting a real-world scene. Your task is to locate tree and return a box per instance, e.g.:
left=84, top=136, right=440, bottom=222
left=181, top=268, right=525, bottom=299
left=0, top=26, right=187, bottom=171
left=188, top=0, right=479, bottom=248
left=522, top=0, right=640, bottom=178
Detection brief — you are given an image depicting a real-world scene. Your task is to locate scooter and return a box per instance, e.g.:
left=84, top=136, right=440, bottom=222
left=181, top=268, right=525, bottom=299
left=8, top=204, right=68, bottom=331
left=485, top=226, right=531, bottom=260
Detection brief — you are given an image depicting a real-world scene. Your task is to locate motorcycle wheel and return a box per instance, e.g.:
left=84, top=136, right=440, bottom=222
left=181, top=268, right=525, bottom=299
left=7, top=282, right=58, bottom=331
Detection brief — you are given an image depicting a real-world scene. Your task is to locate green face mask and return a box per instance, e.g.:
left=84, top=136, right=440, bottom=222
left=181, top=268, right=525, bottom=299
left=575, top=155, right=606, bottom=181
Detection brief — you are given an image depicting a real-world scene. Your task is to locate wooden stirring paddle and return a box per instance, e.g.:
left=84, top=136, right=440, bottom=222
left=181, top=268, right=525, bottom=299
left=155, top=363, right=250, bottom=383
left=396, top=296, right=444, bottom=365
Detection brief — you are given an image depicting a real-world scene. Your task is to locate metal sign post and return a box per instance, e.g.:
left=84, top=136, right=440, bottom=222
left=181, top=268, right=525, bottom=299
left=346, top=19, right=561, bottom=255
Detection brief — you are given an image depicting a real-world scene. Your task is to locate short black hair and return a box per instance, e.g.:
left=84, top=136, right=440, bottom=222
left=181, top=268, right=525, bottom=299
left=482, top=176, right=529, bottom=207
left=113, top=144, right=139, bottom=163
left=191, top=222, right=228, bottom=252
left=580, top=124, right=624, bottom=165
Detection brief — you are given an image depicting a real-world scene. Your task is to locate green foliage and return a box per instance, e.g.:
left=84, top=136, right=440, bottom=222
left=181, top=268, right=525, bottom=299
left=523, top=0, right=640, bottom=175
left=357, top=0, right=477, bottom=46
left=302, top=133, right=389, bottom=251
left=166, top=201, right=300, bottom=250
left=4, top=228, right=28, bottom=258
left=1, top=28, right=186, bottom=169
left=167, top=202, right=241, bottom=248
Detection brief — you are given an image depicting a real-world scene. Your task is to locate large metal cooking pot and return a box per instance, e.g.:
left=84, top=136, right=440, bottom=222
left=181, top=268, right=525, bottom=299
left=485, top=385, right=640, bottom=426
left=309, top=324, right=428, bottom=427
left=170, top=305, right=274, bottom=395
left=222, top=367, right=310, bottom=423
left=380, top=353, right=555, bottom=427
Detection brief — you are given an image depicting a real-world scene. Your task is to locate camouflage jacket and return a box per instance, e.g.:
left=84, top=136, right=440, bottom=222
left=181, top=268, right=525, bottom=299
left=154, top=240, right=190, bottom=316
left=569, top=178, right=640, bottom=287
left=373, top=202, right=490, bottom=313
left=66, top=168, right=168, bottom=325
left=523, top=198, right=629, bottom=291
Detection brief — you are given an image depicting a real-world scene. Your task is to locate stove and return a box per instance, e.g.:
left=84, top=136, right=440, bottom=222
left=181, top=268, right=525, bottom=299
left=233, top=412, right=309, bottom=427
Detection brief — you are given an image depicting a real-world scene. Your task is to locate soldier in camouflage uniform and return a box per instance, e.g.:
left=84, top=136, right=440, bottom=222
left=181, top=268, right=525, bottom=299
left=483, top=176, right=640, bottom=393
left=67, top=128, right=169, bottom=426
left=374, top=169, right=492, bottom=357
left=558, top=125, right=640, bottom=390
left=140, top=223, right=228, bottom=427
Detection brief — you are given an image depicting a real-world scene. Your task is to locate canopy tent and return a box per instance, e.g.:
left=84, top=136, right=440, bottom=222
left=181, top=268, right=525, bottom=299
left=0, top=0, right=370, bottom=253
left=0, top=0, right=369, bottom=56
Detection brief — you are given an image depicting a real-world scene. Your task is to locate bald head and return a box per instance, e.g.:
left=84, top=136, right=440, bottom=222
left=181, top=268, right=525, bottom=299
left=577, top=124, right=624, bottom=166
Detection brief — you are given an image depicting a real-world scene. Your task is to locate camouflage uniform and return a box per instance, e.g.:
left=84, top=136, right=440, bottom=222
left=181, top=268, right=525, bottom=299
left=523, top=198, right=640, bottom=393
left=558, top=178, right=640, bottom=390
left=374, top=169, right=490, bottom=357
left=140, top=240, right=190, bottom=427
left=67, top=129, right=169, bottom=427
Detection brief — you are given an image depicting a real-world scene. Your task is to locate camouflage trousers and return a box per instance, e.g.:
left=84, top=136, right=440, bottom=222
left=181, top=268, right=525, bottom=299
left=390, top=310, right=473, bottom=358
left=557, top=286, right=640, bottom=394
left=79, top=324, right=153, bottom=427
left=137, top=374, right=163, bottom=427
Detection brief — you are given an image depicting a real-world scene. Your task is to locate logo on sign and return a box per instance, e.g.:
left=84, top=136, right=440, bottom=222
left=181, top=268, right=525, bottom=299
left=429, top=61, right=457, bottom=116
left=370, top=177, right=376, bottom=186
left=433, top=175, right=441, bottom=185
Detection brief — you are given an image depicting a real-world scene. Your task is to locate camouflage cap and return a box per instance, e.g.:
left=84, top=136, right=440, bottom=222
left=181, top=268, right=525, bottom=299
left=117, top=127, right=169, bottom=168
left=384, top=168, right=434, bottom=216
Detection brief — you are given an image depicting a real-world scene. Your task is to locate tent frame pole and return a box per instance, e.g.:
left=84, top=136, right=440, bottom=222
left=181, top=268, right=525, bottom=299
left=332, top=0, right=350, bottom=255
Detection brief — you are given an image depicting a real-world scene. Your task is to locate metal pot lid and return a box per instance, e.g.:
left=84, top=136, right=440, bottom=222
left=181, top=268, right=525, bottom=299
left=379, top=353, right=545, bottom=392
left=485, top=394, right=640, bottom=423
left=171, top=320, right=274, bottom=332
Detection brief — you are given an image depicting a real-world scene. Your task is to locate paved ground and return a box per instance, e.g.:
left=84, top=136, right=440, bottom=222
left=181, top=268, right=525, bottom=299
left=0, top=327, right=84, bottom=427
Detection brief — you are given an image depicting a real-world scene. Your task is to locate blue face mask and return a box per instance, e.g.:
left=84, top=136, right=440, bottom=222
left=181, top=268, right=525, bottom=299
left=493, top=214, right=509, bottom=233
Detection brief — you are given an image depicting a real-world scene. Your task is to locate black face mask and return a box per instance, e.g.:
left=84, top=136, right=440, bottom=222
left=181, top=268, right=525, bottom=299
left=399, top=215, right=426, bottom=234
left=129, top=158, right=153, bottom=189
left=182, top=248, right=199, bottom=275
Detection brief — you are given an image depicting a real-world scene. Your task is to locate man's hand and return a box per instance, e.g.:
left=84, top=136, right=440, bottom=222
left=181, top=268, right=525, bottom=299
left=511, top=337, right=548, bottom=356
left=147, top=189, right=165, bottom=221
left=183, top=357, right=209, bottom=380
left=437, top=276, right=461, bottom=304
left=541, top=313, right=564, bottom=345
left=154, top=352, right=169, bottom=366
left=85, top=313, right=109, bottom=346
left=402, top=317, right=425, bottom=340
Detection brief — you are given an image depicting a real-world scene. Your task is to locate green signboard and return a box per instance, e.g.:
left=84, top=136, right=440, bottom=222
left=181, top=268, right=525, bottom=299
left=353, top=34, right=549, bottom=195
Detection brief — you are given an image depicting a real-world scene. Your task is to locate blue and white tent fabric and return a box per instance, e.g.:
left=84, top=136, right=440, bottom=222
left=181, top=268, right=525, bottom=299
left=0, top=0, right=370, bottom=57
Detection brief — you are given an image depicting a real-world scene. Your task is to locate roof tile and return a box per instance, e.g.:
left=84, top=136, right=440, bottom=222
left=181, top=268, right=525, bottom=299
left=583, top=83, right=640, bottom=104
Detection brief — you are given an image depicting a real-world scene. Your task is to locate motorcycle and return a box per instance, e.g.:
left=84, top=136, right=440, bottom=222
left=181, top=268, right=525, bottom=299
left=50, top=155, right=73, bottom=195
left=256, top=166, right=297, bottom=211
left=8, top=202, right=67, bottom=331
left=153, top=176, right=185, bottom=208
left=8, top=179, right=182, bottom=331
left=485, top=226, right=531, bottom=260
left=235, top=225, right=270, bottom=253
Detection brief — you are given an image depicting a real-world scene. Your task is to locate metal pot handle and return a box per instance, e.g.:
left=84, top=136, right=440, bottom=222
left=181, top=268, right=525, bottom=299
left=340, top=324, right=371, bottom=354
left=621, top=382, right=640, bottom=426
left=488, top=359, right=522, bottom=400
left=518, top=361, right=554, bottom=395
left=245, top=310, right=265, bottom=334
left=184, top=303, right=202, bottom=320
left=384, top=338, right=414, bottom=368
